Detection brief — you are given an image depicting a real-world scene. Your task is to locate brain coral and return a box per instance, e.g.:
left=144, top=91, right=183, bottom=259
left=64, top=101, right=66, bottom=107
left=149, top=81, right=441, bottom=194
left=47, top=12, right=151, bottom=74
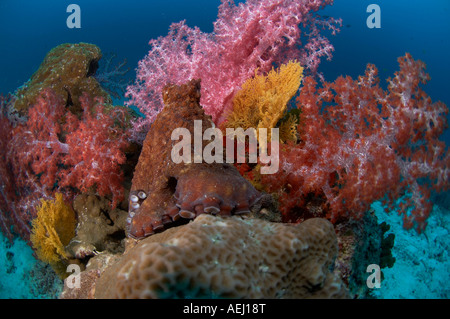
left=95, top=215, right=348, bottom=298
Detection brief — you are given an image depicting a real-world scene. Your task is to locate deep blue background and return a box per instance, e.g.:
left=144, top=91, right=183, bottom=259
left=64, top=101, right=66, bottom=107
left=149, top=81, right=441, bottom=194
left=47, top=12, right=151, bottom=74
left=1, top=0, right=449, bottom=139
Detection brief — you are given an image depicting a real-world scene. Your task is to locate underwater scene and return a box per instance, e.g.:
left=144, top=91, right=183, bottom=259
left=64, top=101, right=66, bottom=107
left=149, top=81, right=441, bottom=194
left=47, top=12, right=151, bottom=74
left=0, top=0, right=449, bottom=301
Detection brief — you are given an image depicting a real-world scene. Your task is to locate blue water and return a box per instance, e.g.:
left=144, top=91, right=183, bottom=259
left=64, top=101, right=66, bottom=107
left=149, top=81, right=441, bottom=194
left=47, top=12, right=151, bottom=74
left=0, top=0, right=449, bottom=299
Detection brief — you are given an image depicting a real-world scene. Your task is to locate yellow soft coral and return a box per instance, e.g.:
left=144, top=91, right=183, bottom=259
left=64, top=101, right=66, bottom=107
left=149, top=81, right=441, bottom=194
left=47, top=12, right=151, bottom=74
left=223, top=61, right=303, bottom=144
left=30, top=193, right=76, bottom=264
left=279, top=112, right=299, bottom=143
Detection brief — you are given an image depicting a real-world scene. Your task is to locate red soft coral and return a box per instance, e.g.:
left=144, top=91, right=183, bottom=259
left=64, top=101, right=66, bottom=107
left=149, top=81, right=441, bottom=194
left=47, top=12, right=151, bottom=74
left=0, top=94, right=19, bottom=240
left=2, top=89, right=130, bottom=240
left=9, top=89, right=69, bottom=191
left=126, top=0, right=341, bottom=142
left=263, top=54, right=449, bottom=232
left=60, top=93, right=129, bottom=208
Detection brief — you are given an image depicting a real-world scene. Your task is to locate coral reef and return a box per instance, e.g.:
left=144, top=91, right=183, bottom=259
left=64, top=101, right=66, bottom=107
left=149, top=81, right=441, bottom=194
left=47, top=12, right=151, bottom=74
left=2, top=87, right=131, bottom=241
left=0, top=41, right=137, bottom=242
left=93, top=214, right=348, bottom=298
left=0, top=43, right=135, bottom=242
left=13, top=43, right=111, bottom=116
left=262, top=54, right=449, bottom=232
left=30, top=193, right=76, bottom=265
left=1, top=1, right=447, bottom=300
left=222, top=61, right=303, bottom=145
left=66, top=194, right=127, bottom=259
left=127, top=79, right=273, bottom=239
left=126, top=0, right=341, bottom=141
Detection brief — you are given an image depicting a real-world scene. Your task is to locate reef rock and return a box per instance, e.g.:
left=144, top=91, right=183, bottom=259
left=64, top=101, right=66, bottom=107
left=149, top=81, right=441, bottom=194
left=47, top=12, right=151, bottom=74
left=94, top=214, right=349, bottom=298
left=13, top=43, right=111, bottom=116
left=127, top=79, right=275, bottom=239
left=60, top=253, right=120, bottom=299
left=66, top=194, right=127, bottom=260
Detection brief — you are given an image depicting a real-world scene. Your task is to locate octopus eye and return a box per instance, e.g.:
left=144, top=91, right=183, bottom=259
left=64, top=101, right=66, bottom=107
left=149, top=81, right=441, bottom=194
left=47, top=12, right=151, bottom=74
left=130, top=195, right=139, bottom=203
left=138, top=191, right=147, bottom=199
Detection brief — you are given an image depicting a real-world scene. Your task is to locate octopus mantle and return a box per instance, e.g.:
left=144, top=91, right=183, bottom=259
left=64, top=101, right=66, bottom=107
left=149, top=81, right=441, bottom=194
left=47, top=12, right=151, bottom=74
left=127, top=80, right=269, bottom=239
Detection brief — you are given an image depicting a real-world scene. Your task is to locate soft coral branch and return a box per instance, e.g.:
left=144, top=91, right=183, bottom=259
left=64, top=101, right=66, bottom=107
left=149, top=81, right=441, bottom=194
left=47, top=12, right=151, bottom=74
left=263, top=53, right=449, bottom=232
left=9, top=89, right=69, bottom=191
left=60, top=93, right=129, bottom=207
left=126, top=0, right=341, bottom=142
left=0, top=92, right=53, bottom=240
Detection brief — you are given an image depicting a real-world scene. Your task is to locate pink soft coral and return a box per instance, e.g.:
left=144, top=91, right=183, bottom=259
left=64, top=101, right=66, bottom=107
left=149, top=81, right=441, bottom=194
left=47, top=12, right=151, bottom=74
left=263, top=53, right=449, bottom=232
left=126, top=0, right=341, bottom=142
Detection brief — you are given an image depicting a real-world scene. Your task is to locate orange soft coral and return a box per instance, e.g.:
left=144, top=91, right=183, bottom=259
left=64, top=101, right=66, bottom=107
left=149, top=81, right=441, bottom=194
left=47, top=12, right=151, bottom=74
left=222, top=61, right=303, bottom=145
left=221, top=62, right=302, bottom=192
left=30, top=193, right=76, bottom=264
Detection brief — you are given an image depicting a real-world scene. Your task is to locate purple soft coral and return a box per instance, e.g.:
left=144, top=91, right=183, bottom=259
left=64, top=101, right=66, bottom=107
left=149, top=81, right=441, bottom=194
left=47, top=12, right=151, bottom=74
left=126, top=0, right=341, bottom=142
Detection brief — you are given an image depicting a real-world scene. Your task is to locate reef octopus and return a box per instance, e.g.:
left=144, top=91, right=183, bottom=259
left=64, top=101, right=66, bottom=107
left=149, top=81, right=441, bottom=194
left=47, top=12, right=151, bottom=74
left=127, top=79, right=272, bottom=239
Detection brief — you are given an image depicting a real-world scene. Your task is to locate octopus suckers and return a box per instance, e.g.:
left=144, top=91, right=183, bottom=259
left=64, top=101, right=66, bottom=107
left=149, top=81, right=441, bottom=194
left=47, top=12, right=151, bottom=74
left=138, top=191, right=147, bottom=199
